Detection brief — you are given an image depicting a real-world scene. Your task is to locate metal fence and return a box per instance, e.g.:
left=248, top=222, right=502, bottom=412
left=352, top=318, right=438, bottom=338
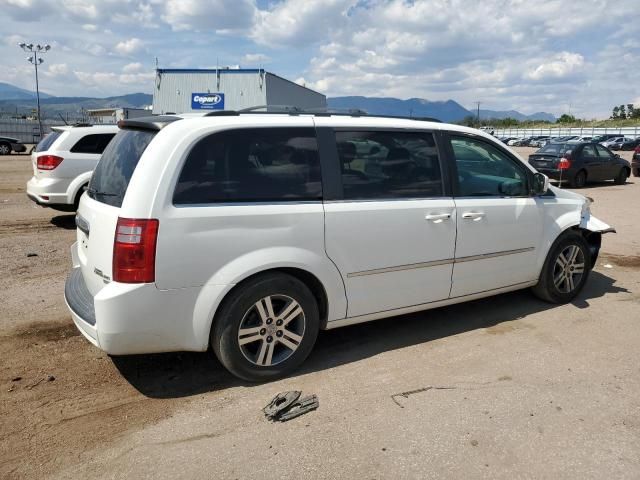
left=493, top=126, right=640, bottom=138
left=0, top=118, right=68, bottom=144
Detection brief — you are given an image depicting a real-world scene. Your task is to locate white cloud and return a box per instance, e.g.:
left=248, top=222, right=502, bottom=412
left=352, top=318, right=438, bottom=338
left=162, top=0, right=255, bottom=32
left=82, top=23, right=97, bottom=31
left=253, top=0, right=351, bottom=47
left=122, top=62, right=143, bottom=73
left=242, top=53, right=271, bottom=65
left=46, top=63, right=69, bottom=77
left=114, top=38, right=143, bottom=55
left=525, top=52, right=585, bottom=81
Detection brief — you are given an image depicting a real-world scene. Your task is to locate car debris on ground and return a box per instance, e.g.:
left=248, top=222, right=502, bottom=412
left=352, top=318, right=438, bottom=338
left=263, top=391, right=319, bottom=422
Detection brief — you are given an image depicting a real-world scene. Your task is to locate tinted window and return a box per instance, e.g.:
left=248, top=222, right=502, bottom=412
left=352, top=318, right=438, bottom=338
left=335, top=131, right=442, bottom=200
left=596, top=144, right=613, bottom=160
left=451, top=136, right=528, bottom=197
left=88, top=129, right=156, bottom=207
left=539, top=143, right=568, bottom=154
left=35, top=131, right=62, bottom=152
left=582, top=144, right=598, bottom=160
left=70, top=133, right=115, bottom=154
left=174, top=128, right=321, bottom=204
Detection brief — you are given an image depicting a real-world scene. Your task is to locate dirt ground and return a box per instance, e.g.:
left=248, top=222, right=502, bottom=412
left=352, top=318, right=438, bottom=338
left=1, top=148, right=639, bottom=479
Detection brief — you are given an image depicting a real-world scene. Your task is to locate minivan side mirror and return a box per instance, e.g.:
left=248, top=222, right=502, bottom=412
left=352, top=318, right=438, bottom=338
left=532, top=172, right=549, bottom=195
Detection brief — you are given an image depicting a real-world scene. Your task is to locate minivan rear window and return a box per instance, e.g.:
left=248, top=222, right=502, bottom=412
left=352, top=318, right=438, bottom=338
left=35, top=131, right=62, bottom=152
left=87, top=129, right=156, bottom=207
left=70, top=133, right=116, bottom=154
left=173, top=128, right=322, bottom=204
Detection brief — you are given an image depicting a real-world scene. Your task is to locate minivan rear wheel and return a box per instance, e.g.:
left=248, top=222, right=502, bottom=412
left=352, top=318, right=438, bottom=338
left=211, top=272, right=319, bottom=382
left=531, top=232, right=591, bottom=303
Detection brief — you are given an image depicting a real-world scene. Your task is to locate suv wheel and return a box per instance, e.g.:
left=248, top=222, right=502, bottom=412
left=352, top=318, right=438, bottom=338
left=0, top=142, right=10, bottom=155
left=614, top=168, right=628, bottom=185
left=532, top=232, right=591, bottom=303
left=211, top=273, right=319, bottom=382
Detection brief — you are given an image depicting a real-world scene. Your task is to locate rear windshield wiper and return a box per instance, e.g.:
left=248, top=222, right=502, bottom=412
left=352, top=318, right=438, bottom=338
left=86, top=187, right=119, bottom=197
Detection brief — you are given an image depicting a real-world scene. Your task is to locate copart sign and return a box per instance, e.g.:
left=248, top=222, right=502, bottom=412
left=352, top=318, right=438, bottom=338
left=191, top=93, right=225, bottom=110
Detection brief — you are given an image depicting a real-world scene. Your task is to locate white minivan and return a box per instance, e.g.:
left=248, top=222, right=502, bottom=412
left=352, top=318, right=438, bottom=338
left=65, top=112, right=614, bottom=381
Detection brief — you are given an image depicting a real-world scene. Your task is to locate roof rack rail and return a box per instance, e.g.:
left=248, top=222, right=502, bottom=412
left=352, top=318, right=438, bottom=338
left=72, top=122, right=93, bottom=127
left=202, top=105, right=442, bottom=122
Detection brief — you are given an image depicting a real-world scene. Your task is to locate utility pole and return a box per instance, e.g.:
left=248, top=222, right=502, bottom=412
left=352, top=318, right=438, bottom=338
left=18, top=42, right=51, bottom=139
left=474, top=101, right=482, bottom=126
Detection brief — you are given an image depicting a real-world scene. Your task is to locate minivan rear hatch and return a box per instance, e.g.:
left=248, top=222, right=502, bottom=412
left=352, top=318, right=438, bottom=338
left=76, top=127, right=158, bottom=295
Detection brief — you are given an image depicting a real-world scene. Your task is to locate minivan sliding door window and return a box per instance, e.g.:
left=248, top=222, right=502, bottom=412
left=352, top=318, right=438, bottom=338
left=335, top=131, right=444, bottom=200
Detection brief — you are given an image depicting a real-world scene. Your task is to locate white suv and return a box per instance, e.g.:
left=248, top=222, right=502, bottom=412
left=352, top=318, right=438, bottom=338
left=27, top=124, right=118, bottom=211
left=65, top=112, right=614, bottom=381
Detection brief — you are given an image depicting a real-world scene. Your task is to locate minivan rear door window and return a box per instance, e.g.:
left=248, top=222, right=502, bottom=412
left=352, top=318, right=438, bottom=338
left=87, top=129, right=156, bottom=207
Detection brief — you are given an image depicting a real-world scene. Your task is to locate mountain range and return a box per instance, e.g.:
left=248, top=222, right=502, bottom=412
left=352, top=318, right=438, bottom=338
left=0, top=82, right=556, bottom=122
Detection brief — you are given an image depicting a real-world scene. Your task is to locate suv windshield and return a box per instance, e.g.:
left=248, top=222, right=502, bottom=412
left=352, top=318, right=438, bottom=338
left=35, top=131, right=62, bottom=152
left=87, top=129, right=156, bottom=207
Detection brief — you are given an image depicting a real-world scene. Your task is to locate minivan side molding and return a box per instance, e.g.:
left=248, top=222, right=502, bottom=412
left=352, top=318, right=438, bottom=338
left=346, top=247, right=535, bottom=278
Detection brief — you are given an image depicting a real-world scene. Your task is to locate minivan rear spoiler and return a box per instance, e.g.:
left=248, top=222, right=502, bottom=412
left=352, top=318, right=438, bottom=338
left=117, top=115, right=181, bottom=131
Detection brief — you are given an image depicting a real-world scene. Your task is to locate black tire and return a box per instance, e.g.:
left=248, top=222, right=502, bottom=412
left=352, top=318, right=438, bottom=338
left=211, top=272, right=319, bottom=382
left=633, top=168, right=640, bottom=178
left=569, top=170, right=587, bottom=188
left=531, top=232, right=591, bottom=303
left=613, top=168, right=628, bottom=185
left=73, top=184, right=88, bottom=210
left=0, top=142, right=11, bottom=155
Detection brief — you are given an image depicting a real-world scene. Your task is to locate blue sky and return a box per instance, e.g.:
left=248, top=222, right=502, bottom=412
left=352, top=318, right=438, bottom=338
left=1, top=0, right=639, bottom=118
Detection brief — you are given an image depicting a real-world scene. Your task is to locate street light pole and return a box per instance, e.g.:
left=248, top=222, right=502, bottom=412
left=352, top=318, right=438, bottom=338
left=18, top=42, right=51, bottom=139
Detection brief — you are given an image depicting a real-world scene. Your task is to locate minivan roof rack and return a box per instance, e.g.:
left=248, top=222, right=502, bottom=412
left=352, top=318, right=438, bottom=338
left=203, top=105, right=441, bottom=122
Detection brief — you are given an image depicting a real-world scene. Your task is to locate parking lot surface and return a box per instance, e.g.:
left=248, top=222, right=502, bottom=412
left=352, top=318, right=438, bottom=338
left=1, top=148, right=639, bottom=479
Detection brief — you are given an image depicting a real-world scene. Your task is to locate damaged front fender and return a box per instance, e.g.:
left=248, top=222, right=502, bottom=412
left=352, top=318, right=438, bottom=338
left=580, top=213, right=616, bottom=235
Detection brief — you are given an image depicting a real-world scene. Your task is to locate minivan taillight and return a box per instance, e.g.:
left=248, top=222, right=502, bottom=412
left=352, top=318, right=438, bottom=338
left=37, top=155, right=64, bottom=170
left=113, top=218, right=159, bottom=283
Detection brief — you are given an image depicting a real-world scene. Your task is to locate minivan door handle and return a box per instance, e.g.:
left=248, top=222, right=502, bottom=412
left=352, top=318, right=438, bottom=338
left=425, top=213, right=451, bottom=223
left=462, top=212, right=485, bottom=220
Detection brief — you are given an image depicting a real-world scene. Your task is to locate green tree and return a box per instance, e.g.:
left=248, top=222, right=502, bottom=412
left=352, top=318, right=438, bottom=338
left=628, top=104, right=636, bottom=119
left=619, top=104, right=627, bottom=119
left=631, top=105, right=640, bottom=119
left=557, top=114, right=576, bottom=123
left=611, top=106, right=619, bottom=119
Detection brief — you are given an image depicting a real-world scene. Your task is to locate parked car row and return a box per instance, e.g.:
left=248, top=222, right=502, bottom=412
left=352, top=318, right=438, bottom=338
left=497, top=133, right=640, bottom=150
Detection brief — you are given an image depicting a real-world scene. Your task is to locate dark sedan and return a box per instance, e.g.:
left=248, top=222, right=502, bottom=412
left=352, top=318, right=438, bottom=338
left=632, top=145, right=640, bottom=177
left=528, top=142, right=631, bottom=187
left=0, top=136, right=27, bottom=155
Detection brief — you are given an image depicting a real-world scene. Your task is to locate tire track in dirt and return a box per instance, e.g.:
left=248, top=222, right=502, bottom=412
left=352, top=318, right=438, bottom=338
left=0, top=319, right=186, bottom=480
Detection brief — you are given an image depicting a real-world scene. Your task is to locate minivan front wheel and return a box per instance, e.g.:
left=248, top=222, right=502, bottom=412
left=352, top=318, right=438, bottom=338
left=211, top=273, right=319, bottom=382
left=532, top=232, right=591, bottom=303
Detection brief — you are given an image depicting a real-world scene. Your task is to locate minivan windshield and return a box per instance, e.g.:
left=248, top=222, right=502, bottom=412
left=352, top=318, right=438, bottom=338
left=87, top=129, right=156, bottom=207
left=35, top=131, right=62, bottom=152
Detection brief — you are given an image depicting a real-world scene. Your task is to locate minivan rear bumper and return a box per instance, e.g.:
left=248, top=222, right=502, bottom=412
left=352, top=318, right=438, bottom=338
left=64, top=265, right=211, bottom=355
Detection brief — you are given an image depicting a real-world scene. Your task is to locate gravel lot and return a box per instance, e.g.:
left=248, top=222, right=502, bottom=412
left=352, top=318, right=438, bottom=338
left=1, top=148, right=639, bottom=479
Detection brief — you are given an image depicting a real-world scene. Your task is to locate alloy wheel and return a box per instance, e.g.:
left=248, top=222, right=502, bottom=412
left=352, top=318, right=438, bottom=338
left=237, top=294, right=306, bottom=367
left=552, top=245, right=585, bottom=293
left=0, top=144, right=10, bottom=155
